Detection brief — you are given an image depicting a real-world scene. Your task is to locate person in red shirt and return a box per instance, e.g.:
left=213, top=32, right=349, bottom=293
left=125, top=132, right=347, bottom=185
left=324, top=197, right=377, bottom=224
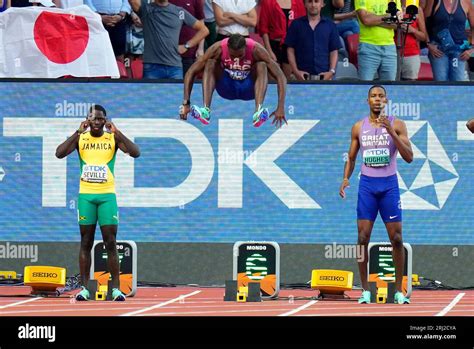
left=169, top=0, right=206, bottom=77
left=258, top=0, right=306, bottom=78
left=397, top=10, right=428, bottom=80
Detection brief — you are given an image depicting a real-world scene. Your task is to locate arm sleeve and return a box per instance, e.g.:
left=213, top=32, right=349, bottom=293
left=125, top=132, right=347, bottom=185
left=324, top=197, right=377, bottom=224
left=84, top=0, right=98, bottom=13
left=184, top=8, right=198, bottom=27
left=329, top=23, right=343, bottom=51
left=120, top=0, right=132, bottom=14
left=284, top=21, right=298, bottom=47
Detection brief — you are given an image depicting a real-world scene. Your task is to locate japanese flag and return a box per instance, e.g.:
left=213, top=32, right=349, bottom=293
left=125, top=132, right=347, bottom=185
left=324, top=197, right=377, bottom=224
left=0, top=6, right=119, bottom=78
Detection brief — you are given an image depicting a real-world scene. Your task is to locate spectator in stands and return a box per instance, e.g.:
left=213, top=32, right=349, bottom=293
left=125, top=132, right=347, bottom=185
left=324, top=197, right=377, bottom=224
left=467, top=0, right=474, bottom=79
left=86, top=0, right=131, bottom=60
left=128, top=0, right=209, bottom=79
left=259, top=0, right=306, bottom=78
left=0, top=0, right=10, bottom=12
left=322, top=0, right=344, bottom=19
left=424, top=0, right=474, bottom=81
left=127, top=11, right=144, bottom=56
left=130, top=11, right=143, bottom=28
left=204, top=0, right=218, bottom=49
left=213, top=0, right=257, bottom=41
left=170, top=0, right=206, bottom=76
left=355, top=0, right=398, bottom=80
left=334, top=0, right=360, bottom=48
left=397, top=10, right=427, bottom=80
left=285, top=0, right=342, bottom=80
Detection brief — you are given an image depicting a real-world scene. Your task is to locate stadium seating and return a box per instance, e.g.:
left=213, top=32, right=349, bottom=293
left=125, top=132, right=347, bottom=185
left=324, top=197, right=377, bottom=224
left=346, top=33, right=359, bottom=68
left=417, top=62, right=434, bottom=81
left=116, top=60, right=129, bottom=79
left=130, top=57, right=143, bottom=79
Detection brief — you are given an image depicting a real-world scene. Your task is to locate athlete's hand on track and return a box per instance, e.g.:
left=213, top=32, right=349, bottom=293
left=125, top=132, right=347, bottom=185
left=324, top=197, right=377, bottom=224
left=179, top=104, right=190, bottom=120
left=270, top=108, right=287, bottom=128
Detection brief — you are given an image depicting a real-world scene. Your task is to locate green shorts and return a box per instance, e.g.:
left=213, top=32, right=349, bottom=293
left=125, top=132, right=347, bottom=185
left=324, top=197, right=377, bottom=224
left=78, top=193, right=119, bottom=226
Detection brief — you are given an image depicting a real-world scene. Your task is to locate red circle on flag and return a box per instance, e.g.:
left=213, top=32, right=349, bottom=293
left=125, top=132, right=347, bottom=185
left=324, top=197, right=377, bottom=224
left=34, top=12, right=89, bottom=64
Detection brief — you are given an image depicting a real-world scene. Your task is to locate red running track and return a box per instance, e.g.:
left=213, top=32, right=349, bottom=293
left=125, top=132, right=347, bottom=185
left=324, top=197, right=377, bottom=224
left=0, top=287, right=472, bottom=317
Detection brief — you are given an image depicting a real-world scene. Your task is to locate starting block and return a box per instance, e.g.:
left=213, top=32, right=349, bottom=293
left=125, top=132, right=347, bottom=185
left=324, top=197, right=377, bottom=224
left=247, top=282, right=262, bottom=302
left=376, top=287, right=387, bottom=303
left=311, top=269, right=353, bottom=299
left=224, top=280, right=238, bottom=301
left=224, top=280, right=262, bottom=302
left=236, top=287, right=248, bottom=302
left=0, top=271, right=17, bottom=280
left=95, top=285, right=108, bottom=301
left=88, top=279, right=114, bottom=301
left=370, top=281, right=396, bottom=304
left=23, top=266, right=66, bottom=296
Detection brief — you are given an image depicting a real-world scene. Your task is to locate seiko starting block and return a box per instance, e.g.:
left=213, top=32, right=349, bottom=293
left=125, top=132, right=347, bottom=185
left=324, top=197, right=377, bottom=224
left=311, top=269, right=353, bottom=299
left=23, top=266, right=66, bottom=296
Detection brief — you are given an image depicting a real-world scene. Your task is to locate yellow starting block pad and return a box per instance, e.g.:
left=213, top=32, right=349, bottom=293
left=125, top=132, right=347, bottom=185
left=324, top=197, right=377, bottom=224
left=24, top=266, right=66, bottom=292
left=0, top=271, right=17, bottom=279
left=311, top=269, right=353, bottom=293
left=376, top=287, right=388, bottom=303
left=236, top=286, right=248, bottom=302
left=95, top=285, right=108, bottom=301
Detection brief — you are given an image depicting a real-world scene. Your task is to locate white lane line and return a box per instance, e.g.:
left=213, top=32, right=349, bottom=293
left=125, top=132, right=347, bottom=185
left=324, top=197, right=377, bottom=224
left=436, top=293, right=465, bottom=317
left=0, top=297, right=42, bottom=310
left=278, top=300, right=318, bottom=317
left=120, top=290, right=201, bottom=316
left=143, top=308, right=304, bottom=316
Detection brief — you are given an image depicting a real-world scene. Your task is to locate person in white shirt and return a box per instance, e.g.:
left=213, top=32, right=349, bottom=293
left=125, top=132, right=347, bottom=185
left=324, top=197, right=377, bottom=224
left=212, top=0, right=257, bottom=41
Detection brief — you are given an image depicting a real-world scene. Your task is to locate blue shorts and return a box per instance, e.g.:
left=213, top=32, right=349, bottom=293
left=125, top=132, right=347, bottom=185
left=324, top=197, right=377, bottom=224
left=357, top=174, right=402, bottom=223
left=216, top=72, right=255, bottom=101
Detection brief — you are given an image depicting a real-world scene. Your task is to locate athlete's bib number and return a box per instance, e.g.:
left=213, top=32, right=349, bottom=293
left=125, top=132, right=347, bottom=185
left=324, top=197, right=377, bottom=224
left=81, top=165, right=108, bottom=183
left=363, top=148, right=390, bottom=167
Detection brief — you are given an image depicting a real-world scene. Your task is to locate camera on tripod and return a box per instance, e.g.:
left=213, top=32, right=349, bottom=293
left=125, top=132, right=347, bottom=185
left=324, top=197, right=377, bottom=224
left=382, top=1, right=418, bottom=25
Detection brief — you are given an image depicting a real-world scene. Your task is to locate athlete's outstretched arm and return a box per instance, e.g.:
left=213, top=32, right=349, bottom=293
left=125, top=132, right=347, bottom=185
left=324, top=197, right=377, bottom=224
left=254, top=44, right=287, bottom=127
left=340, top=121, right=361, bottom=198
left=378, top=118, right=413, bottom=163
left=181, top=43, right=221, bottom=119
left=106, top=122, right=140, bottom=158
left=55, top=120, right=89, bottom=159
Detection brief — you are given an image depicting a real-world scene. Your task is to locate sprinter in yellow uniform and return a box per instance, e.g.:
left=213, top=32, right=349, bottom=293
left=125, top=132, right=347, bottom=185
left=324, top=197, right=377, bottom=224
left=56, top=105, right=140, bottom=301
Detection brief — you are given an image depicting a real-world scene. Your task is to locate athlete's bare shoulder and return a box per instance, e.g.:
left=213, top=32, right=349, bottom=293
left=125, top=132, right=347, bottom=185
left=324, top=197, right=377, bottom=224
left=252, top=42, right=270, bottom=62
left=352, top=119, right=363, bottom=137
left=205, top=41, right=223, bottom=61
left=391, top=117, right=408, bottom=136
